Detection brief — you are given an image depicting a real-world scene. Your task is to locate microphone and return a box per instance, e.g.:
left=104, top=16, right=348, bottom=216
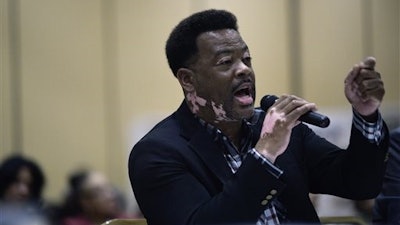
left=260, top=95, right=330, bottom=128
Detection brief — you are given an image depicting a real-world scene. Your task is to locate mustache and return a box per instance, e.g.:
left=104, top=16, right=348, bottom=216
left=232, top=78, right=254, bottom=92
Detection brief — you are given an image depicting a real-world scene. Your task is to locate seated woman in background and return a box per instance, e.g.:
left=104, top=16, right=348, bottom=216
left=0, top=154, right=50, bottom=225
left=0, top=154, right=45, bottom=205
left=58, top=169, right=135, bottom=225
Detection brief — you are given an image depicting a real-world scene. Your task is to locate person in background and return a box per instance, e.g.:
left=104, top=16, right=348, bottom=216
left=57, top=168, right=135, bottom=225
left=373, top=126, right=400, bottom=225
left=128, top=9, right=389, bottom=225
left=0, top=154, right=50, bottom=225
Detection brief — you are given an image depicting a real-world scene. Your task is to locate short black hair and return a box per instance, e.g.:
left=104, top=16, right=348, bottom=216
left=165, top=9, right=238, bottom=76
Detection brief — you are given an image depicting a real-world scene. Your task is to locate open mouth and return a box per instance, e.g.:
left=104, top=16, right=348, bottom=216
left=234, top=87, right=251, bottom=97
left=234, top=85, right=253, bottom=105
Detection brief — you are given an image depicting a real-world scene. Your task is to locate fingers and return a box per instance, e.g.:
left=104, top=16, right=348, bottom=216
left=344, top=56, right=385, bottom=113
left=355, top=69, right=381, bottom=84
left=361, top=56, right=376, bottom=70
left=355, top=77, right=385, bottom=101
left=270, top=95, right=316, bottom=123
left=345, top=64, right=361, bottom=86
left=354, top=57, right=383, bottom=101
left=345, top=56, right=379, bottom=89
left=258, top=95, right=313, bottom=162
left=345, top=56, right=377, bottom=85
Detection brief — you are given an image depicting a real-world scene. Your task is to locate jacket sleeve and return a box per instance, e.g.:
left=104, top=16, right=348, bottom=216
left=303, top=122, right=390, bottom=199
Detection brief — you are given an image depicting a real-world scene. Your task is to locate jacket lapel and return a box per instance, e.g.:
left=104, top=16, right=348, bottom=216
left=176, top=101, right=233, bottom=184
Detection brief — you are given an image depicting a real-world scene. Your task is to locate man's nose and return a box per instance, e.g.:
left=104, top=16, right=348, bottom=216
left=235, top=60, right=252, bottom=77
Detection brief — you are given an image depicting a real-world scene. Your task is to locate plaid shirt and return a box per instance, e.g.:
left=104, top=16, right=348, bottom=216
left=198, top=109, right=385, bottom=225
left=353, top=109, right=385, bottom=144
left=199, top=109, right=283, bottom=225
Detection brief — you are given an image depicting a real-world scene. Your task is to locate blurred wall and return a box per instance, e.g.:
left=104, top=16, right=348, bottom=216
left=1, top=0, right=399, bottom=210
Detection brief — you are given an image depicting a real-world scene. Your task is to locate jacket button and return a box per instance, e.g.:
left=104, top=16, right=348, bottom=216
left=261, top=199, right=268, bottom=205
left=270, top=189, right=277, bottom=195
left=266, top=195, right=273, bottom=200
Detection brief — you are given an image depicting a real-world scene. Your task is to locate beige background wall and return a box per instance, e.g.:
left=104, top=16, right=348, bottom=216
left=1, top=0, right=399, bottom=213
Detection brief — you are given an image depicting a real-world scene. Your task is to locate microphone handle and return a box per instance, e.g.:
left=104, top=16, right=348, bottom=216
left=299, top=111, right=330, bottom=128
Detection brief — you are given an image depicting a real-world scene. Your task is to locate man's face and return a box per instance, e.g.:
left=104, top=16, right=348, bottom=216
left=186, top=29, right=256, bottom=124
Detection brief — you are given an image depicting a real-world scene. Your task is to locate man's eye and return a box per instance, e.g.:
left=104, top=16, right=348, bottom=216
left=217, top=59, right=232, bottom=66
left=217, top=56, right=233, bottom=66
left=243, top=56, right=252, bottom=65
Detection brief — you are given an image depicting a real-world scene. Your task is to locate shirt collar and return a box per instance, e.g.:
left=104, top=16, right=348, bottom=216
left=197, top=109, right=263, bottom=154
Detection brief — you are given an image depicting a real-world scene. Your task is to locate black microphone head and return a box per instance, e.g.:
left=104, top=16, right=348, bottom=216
left=260, top=95, right=278, bottom=111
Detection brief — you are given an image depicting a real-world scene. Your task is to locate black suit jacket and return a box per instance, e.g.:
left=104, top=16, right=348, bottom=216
left=129, top=101, right=389, bottom=225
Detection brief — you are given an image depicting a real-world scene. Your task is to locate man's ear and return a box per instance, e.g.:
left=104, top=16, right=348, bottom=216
left=176, top=68, right=195, bottom=92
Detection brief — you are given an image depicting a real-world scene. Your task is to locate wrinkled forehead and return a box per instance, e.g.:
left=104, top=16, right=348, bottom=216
left=196, top=29, right=247, bottom=54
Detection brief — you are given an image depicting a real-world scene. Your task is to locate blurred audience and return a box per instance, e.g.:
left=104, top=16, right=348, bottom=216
left=56, top=168, right=136, bottom=225
left=373, top=126, right=400, bottom=225
left=0, top=154, right=50, bottom=225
